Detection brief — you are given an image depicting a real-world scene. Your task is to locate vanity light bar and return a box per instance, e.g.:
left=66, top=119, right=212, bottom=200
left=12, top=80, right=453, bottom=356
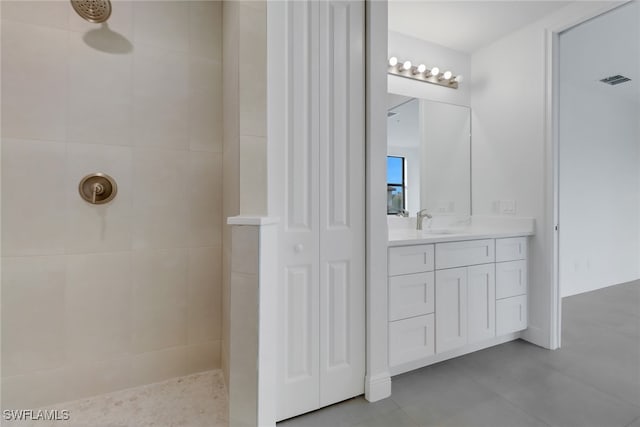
left=387, top=56, right=462, bottom=89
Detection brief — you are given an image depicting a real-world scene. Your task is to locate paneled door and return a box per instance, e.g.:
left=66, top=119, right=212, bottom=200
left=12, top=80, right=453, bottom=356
left=276, top=0, right=365, bottom=421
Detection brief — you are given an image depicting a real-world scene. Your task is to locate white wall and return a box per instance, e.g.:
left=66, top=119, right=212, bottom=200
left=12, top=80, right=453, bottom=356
left=558, top=1, right=640, bottom=297
left=470, top=1, right=626, bottom=347
left=1, top=0, right=223, bottom=408
left=388, top=31, right=471, bottom=107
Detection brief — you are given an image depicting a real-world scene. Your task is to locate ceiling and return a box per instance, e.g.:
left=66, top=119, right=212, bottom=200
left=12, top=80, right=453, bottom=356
left=388, top=1, right=572, bottom=53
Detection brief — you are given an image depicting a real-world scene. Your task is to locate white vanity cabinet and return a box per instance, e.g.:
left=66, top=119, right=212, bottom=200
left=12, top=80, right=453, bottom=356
left=388, top=236, right=529, bottom=374
left=387, top=245, right=436, bottom=367
left=495, top=237, right=528, bottom=334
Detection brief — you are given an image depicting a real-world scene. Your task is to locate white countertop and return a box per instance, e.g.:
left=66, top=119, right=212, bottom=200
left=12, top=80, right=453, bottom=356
left=388, top=216, right=535, bottom=247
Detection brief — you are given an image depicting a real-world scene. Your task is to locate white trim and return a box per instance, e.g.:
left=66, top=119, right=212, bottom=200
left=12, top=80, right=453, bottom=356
left=390, top=332, right=521, bottom=376
left=364, top=0, right=392, bottom=402
left=364, top=373, right=392, bottom=402
left=227, top=216, right=280, bottom=226
left=544, top=1, right=628, bottom=350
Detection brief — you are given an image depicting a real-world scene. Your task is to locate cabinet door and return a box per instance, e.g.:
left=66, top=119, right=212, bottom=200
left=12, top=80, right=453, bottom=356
left=389, top=272, right=435, bottom=321
left=389, top=314, right=435, bottom=367
left=496, top=295, right=527, bottom=335
left=496, top=260, right=527, bottom=299
left=435, top=268, right=468, bottom=353
left=467, top=264, right=496, bottom=343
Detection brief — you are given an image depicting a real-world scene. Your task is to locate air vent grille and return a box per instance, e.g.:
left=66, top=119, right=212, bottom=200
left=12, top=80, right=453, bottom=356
left=600, top=75, right=632, bottom=85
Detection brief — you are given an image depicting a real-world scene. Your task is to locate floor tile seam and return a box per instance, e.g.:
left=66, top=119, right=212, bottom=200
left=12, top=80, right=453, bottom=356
left=457, top=364, right=555, bottom=427
left=537, top=360, right=640, bottom=410
left=624, top=414, right=640, bottom=427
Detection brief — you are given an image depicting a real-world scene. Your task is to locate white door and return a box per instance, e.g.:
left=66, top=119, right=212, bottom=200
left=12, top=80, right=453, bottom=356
left=318, top=0, right=365, bottom=408
left=467, top=264, right=496, bottom=343
left=435, top=267, right=468, bottom=353
left=276, top=0, right=365, bottom=420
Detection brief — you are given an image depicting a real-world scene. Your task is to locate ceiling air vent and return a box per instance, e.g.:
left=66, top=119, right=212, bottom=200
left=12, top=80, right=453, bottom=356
left=600, top=75, right=632, bottom=85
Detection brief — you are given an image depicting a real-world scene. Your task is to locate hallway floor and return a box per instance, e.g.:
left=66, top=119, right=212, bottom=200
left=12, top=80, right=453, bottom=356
left=279, top=280, right=640, bottom=427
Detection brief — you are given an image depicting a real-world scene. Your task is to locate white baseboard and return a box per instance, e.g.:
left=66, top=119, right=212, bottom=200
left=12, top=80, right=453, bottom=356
left=364, top=373, right=392, bottom=402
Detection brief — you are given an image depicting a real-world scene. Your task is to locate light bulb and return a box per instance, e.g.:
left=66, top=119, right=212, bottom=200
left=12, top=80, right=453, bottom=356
left=454, top=75, right=464, bottom=83
left=429, top=67, right=440, bottom=77
left=443, top=70, right=453, bottom=80
left=402, top=60, right=412, bottom=71
left=388, top=56, right=398, bottom=67
left=417, top=64, right=427, bottom=73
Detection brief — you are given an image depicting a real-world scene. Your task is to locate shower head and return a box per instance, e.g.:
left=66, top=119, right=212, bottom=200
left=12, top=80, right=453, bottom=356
left=71, top=0, right=111, bottom=24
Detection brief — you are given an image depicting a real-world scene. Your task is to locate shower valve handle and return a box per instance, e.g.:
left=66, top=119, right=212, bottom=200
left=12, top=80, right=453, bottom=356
left=91, top=183, right=105, bottom=204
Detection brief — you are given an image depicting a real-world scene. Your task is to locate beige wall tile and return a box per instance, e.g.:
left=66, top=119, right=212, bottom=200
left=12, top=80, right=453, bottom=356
left=133, top=0, right=190, bottom=53
left=229, top=271, right=259, bottom=426
left=1, top=139, right=67, bottom=256
left=132, top=249, right=188, bottom=353
left=65, top=252, right=133, bottom=362
left=132, top=148, right=190, bottom=250
left=133, top=45, right=189, bottom=150
left=129, top=346, right=191, bottom=387
left=189, top=57, right=223, bottom=153
left=68, top=35, right=133, bottom=146
left=1, top=21, right=68, bottom=141
left=1, top=367, right=72, bottom=409
left=188, top=340, right=221, bottom=373
left=1, top=0, right=70, bottom=32
left=239, top=3, right=267, bottom=138
left=189, top=1, right=222, bottom=60
left=65, top=143, right=133, bottom=253
left=188, top=247, right=222, bottom=343
left=64, top=356, right=135, bottom=403
left=189, top=151, right=223, bottom=247
left=1, top=256, right=67, bottom=377
left=239, top=135, right=267, bottom=216
left=231, top=226, right=259, bottom=275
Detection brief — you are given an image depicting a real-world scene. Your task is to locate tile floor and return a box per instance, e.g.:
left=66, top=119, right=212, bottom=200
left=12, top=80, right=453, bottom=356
left=2, top=370, right=228, bottom=427
left=279, top=280, right=640, bottom=427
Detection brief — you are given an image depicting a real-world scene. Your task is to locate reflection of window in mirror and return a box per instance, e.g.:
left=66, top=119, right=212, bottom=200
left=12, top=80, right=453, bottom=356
left=387, top=156, right=406, bottom=214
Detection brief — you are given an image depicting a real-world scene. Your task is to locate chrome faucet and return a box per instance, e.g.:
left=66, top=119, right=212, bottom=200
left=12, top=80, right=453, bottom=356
left=416, top=209, right=432, bottom=230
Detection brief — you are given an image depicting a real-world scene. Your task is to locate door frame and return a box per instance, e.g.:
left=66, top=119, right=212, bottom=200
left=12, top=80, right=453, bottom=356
left=546, top=1, right=629, bottom=349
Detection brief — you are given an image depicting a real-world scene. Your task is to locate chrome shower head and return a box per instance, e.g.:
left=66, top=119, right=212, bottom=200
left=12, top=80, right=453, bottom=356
left=71, top=0, right=112, bottom=24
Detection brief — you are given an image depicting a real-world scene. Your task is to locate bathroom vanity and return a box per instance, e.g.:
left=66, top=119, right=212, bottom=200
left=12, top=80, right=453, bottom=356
left=387, top=219, right=534, bottom=375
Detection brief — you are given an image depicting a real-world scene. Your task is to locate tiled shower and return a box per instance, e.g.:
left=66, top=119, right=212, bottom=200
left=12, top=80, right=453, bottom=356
left=1, top=0, right=224, bottom=410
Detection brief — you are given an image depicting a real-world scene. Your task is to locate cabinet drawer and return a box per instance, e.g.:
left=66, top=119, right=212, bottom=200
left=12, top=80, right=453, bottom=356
left=435, top=239, right=495, bottom=270
left=496, top=237, right=527, bottom=262
left=496, top=295, right=527, bottom=335
left=389, top=245, right=435, bottom=276
left=389, top=314, right=435, bottom=367
left=496, top=260, right=527, bottom=299
left=389, top=272, right=435, bottom=321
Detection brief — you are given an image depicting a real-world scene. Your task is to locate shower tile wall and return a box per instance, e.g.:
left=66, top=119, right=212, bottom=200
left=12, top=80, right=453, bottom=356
left=1, top=1, right=223, bottom=409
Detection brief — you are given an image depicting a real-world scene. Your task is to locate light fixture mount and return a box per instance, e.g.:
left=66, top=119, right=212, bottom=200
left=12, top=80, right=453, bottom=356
left=388, top=57, right=461, bottom=90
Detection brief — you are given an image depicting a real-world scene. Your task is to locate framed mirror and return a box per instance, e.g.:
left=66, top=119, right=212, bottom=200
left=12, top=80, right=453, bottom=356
left=387, top=94, right=471, bottom=216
